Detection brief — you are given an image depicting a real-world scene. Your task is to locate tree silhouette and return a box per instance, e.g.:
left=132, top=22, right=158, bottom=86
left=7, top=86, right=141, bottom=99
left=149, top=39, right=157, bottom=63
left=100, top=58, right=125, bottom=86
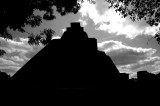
left=105, top=0, right=160, bottom=44
left=0, top=0, right=86, bottom=56
left=3, top=0, right=159, bottom=56
left=27, top=28, right=55, bottom=45
left=0, top=0, right=102, bottom=56
left=0, top=50, right=6, bottom=56
left=10, top=23, right=160, bottom=95
left=0, top=0, right=82, bottom=34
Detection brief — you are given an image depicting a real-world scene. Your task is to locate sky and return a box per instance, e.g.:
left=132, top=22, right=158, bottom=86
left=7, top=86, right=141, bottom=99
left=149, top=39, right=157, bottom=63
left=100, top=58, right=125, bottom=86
left=1, top=0, right=160, bottom=78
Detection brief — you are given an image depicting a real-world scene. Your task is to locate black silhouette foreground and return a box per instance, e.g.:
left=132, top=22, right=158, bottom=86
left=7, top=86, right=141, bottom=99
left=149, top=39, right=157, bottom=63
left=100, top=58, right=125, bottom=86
left=1, top=22, right=160, bottom=95
left=10, top=22, right=125, bottom=93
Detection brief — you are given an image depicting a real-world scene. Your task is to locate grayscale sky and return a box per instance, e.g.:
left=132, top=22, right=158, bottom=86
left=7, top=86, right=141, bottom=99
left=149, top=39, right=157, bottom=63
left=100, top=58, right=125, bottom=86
left=1, top=0, right=160, bottom=77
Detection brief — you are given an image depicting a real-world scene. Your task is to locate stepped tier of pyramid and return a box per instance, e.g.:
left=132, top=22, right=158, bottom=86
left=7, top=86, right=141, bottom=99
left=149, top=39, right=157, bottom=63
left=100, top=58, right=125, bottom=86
left=10, top=22, right=131, bottom=94
left=2, top=22, right=160, bottom=96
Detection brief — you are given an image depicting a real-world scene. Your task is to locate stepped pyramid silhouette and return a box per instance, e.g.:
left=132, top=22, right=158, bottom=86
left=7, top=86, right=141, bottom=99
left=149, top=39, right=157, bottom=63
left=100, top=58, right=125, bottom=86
left=11, top=22, right=125, bottom=92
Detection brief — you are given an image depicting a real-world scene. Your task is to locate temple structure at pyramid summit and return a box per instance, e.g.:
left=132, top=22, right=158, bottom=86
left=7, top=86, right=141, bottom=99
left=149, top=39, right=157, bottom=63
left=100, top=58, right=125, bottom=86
left=11, top=22, right=131, bottom=94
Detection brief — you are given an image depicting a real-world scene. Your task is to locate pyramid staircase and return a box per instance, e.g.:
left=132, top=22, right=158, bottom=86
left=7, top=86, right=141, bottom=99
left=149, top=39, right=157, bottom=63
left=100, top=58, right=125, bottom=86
left=11, top=22, right=123, bottom=92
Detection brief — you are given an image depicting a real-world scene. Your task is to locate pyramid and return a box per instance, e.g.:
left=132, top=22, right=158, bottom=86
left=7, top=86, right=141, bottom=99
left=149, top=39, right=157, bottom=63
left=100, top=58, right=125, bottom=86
left=11, top=22, right=123, bottom=92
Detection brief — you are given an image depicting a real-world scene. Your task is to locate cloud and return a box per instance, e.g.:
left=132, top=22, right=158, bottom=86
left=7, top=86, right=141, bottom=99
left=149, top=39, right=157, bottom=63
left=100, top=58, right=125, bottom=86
left=98, top=40, right=160, bottom=73
left=10, top=56, right=24, bottom=62
left=78, top=0, right=160, bottom=39
left=98, top=40, right=156, bottom=65
left=138, top=56, right=160, bottom=65
left=52, top=36, right=61, bottom=40
left=78, top=18, right=88, bottom=27
left=0, top=58, right=19, bottom=66
left=116, top=55, right=160, bottom=76
left=0, top=37, right=44, bottom=75
left=0, top=56, right=21, bottom=76
left=116, top=54, right=160, bottom=71
left=0, top=37, right=44, bottom=60
left=0, top=66, right=21, bottom=76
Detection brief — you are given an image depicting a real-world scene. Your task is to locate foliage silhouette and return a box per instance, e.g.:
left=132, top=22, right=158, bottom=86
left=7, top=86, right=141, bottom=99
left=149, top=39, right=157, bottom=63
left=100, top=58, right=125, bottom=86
left=1, top=0, right=160, bottom=56
left=0, top=50, right=6, bottom=56
left=0, top=22, right=160, bottom=96
left=10, top=22, right=130, bottom=94
left=0, top=0, right=160, bottom=97
left=0, top=0, right=82, bottom=34
left=105, top=0, right=160, bottom=44
left=0, top=0, right=84, bottom=56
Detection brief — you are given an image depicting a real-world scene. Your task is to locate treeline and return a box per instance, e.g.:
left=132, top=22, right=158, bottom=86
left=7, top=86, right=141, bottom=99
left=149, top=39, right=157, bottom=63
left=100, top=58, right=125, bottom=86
left=0, top=69, right=160, bottom=90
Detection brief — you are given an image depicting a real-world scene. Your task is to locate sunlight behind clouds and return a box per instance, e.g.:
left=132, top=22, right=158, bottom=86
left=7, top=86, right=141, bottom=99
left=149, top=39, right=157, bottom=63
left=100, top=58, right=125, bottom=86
left=78, top=0, right=160, bottom=39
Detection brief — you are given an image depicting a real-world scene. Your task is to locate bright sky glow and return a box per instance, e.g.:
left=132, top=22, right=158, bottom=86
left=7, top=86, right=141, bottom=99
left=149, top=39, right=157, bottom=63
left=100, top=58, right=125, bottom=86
left=78, top=0, right=160, bottom=39
left=1, top=0, right=160, bottom=77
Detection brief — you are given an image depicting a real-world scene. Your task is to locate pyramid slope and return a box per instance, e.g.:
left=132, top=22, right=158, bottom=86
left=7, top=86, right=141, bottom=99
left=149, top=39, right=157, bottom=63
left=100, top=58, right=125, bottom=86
left=11, top=22, right=123, bottom=90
